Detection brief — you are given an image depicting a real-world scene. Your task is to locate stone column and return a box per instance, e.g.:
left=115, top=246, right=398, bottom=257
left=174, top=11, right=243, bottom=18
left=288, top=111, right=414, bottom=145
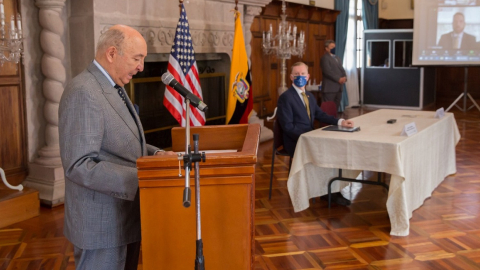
left=244, top=5, right=273, bottom=143
left=23, top=0, right=66, bottom=206
left=243, top=6, right=262, bottom=62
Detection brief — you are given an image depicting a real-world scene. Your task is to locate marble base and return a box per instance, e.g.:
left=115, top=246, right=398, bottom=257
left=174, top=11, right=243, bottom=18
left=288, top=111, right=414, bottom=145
left=23, top=163, right=65, bottom=207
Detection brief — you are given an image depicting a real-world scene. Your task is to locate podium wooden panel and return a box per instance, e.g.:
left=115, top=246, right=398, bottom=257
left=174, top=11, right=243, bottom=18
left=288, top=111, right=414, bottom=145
left=137, top=124, right=260, bottom=270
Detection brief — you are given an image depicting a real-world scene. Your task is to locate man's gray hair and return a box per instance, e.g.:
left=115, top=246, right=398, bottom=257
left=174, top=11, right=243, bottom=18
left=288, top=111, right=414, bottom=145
left=96, top=28, right=125, bottom=55
left=324, top=39, right=335, bottom=48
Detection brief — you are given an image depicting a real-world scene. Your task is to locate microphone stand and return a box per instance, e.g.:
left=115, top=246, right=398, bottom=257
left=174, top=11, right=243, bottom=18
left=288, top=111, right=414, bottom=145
left=181, top=98, right=206, bottom=270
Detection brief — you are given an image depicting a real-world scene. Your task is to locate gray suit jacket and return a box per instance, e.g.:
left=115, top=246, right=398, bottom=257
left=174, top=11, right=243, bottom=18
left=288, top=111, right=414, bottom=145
left=59, top=62, right=158, bottom=249
left=320, top=53, right=346, bottom=93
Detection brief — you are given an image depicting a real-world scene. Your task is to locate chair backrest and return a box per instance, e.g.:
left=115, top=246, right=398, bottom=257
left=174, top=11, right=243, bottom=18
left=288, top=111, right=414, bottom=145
left=319, top=101, right=337, bottom=127
left=273, top=120, right=284, bottom=151
left=320, top=101, right=337, bottom=118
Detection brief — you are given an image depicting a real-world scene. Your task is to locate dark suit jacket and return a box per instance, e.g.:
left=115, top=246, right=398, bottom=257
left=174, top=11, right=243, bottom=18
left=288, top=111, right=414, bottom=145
left=59, top=62, right=159, bottom=249
left=277, top=86, right=339, bottom=156
left=437, top=31, right=478, bottom=50
left=320, top=53, right=346, bottom=93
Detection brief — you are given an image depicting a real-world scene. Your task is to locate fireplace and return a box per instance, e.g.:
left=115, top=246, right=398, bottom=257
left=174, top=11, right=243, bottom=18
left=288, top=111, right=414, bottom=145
left=66, top=0, right=273, bottom=149
left=126, top=53, right=231, bottom=149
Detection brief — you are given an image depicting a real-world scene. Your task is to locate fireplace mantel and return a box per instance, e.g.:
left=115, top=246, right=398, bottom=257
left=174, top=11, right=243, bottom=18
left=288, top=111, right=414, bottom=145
left=69, top=0, right=272, bottom=76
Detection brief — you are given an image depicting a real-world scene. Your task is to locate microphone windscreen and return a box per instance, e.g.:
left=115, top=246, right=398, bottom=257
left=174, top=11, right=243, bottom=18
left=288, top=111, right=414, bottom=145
left=161, top=72, right=174, bottom=85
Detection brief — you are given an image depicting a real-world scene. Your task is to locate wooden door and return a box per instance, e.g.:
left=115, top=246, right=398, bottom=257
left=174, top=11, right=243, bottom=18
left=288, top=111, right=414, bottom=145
left=0, top=0, right=27, bottom=186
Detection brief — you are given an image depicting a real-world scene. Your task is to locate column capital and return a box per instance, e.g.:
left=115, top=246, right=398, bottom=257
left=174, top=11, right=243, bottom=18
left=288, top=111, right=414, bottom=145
left=245, top=6, right=263, bottom=17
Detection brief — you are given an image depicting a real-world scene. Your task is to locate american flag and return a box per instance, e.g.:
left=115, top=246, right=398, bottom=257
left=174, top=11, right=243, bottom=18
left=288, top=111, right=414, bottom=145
left=163, top=4, right=206, bottom=127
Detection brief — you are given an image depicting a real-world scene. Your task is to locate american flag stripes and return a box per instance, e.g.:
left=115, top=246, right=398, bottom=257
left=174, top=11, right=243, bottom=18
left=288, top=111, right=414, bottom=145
left=163, top=4, right=206, bottom=127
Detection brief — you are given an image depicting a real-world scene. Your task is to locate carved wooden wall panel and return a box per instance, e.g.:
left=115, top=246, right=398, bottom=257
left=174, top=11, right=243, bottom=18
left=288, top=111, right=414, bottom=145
left=0, top=0, right=27, bottom=186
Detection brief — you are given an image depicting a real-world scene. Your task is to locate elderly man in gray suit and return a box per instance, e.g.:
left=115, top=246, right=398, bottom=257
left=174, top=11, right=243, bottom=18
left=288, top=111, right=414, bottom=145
left=59, top=25, right=173, bottom=269
left=320, top=40, right=347, bottom=110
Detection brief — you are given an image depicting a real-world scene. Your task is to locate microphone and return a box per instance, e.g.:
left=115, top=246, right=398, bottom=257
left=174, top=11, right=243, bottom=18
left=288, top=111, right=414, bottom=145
left=161, top=72, right=208, bottom=112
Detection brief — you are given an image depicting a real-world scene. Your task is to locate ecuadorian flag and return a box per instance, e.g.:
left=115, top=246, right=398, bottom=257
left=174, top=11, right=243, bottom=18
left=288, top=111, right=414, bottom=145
left=226, top=11, right=253, bottom=124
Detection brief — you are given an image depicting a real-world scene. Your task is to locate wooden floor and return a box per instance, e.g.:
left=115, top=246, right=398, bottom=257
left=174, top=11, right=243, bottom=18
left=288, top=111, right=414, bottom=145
left=1, top=102, right=480, bottom=270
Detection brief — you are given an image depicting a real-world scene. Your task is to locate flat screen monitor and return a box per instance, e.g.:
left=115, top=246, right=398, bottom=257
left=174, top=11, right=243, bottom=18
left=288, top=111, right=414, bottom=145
left=413, top=0, right=480, bottom=66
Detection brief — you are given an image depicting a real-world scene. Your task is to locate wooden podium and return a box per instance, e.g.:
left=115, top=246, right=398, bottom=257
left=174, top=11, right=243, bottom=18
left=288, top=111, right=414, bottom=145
left=137, top=124, right=260, bottom=270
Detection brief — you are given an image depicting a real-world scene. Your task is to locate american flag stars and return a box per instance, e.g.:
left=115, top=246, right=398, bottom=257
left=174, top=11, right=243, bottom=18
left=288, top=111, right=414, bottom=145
left=163, top=3, right=205, bottom=127
left=171, top=8, right=195, bottom=74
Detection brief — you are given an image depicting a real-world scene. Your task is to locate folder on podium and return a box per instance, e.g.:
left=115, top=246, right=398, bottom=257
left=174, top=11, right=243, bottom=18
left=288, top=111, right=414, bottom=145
left=137, top=124, right=260, bottom=270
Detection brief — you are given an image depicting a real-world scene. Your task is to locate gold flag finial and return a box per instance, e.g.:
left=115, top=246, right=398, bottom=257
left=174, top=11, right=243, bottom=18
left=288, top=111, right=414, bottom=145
left=179, top=0, right=184, bottom=14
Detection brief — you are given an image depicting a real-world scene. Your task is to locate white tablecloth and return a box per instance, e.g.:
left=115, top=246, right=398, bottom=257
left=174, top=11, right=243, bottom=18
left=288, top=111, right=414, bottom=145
left=287, top=109, right=461, bottom=236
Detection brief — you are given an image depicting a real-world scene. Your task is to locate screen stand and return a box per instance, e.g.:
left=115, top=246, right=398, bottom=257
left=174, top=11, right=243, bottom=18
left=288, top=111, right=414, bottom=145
left=446, top=67, right=480, bottom=113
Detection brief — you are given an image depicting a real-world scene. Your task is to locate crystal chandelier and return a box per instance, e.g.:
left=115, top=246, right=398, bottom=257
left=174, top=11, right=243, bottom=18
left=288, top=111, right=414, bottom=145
left=262, top=0, right=305, bottom=59
left=262, top=0, right=306, bottom=93
left=0, top=0, right=23, bottom=67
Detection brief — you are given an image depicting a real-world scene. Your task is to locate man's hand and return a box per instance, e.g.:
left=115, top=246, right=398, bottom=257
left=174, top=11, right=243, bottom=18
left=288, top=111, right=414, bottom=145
left=341, top=119, right=354, bottom=127
left=338, top=77, right=347, bottom=84
left=155, top=150, right=176, bottom=156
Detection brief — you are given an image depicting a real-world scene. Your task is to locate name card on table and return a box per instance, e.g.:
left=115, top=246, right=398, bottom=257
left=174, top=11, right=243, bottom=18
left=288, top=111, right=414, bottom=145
left=400, top=122, right=418, bottom=137
left=435, top=107, right=445, bottom=119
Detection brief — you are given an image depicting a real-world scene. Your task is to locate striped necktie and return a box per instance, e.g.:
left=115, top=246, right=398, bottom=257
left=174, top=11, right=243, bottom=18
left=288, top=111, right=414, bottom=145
left=115, top=84, right=127, bottom=105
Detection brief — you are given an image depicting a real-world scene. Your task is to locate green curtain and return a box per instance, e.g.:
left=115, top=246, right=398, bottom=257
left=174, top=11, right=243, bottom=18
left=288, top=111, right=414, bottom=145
left=335, top=0, right=350, bottom=112
left=362, top=0, right=379, bottom=29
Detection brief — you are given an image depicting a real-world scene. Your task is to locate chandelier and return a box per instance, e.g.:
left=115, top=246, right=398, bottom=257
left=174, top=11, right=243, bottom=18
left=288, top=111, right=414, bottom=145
left=262, top=0, right=306, bottom=94
left=262, top=0, right=306, bottom=59
left=0, top=0, right=23, bottom=66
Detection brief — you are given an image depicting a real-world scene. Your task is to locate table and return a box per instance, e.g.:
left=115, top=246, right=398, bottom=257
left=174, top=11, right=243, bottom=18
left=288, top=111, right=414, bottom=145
left=287, top=109, right=460, bottom=236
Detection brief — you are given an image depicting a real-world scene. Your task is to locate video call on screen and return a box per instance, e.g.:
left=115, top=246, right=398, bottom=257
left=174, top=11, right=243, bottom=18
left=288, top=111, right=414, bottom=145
left=413, top=0, right=480, bottom=65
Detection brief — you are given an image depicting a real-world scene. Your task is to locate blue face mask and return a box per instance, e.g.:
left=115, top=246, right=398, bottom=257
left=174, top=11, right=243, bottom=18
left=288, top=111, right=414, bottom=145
left=293, top=75, right=308, bottom=88
left=330, top=47, right=336, bottom=55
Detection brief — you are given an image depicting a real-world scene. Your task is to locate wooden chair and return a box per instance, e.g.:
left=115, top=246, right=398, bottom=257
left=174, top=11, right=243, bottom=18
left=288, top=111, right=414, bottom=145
left=269, top=120, right=292, bottom=200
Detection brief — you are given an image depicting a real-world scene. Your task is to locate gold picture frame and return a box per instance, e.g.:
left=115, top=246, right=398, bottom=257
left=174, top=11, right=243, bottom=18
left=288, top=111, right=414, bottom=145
left=411, top=0, right=414, bottom=9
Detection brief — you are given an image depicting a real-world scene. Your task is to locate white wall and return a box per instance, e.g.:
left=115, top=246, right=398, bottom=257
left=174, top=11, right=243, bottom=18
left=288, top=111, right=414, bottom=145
left=378, top=0, right=414, bottom=19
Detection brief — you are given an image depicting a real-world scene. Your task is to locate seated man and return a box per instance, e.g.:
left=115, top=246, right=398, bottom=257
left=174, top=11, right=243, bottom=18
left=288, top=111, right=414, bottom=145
left=277, top=61, right=355, bottom=206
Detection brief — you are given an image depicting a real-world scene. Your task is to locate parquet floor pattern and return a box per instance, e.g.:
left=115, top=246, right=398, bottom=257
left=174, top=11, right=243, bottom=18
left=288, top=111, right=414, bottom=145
left=1, top=105, right=480, bottom=270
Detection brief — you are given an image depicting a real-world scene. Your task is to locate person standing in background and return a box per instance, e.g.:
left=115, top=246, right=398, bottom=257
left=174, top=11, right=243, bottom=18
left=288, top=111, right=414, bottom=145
left=320, top=40, right=347, bottom=110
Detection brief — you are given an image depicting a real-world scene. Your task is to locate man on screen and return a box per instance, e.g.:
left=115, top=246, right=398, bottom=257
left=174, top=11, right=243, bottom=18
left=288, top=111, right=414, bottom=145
left=437, top=12, right=477, bottom=50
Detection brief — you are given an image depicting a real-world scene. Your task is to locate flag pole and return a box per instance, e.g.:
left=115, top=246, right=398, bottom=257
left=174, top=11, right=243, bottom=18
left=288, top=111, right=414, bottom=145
left=234, top=0, right=238, bottom=19
left=175, top=3, right=206, bottom=269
